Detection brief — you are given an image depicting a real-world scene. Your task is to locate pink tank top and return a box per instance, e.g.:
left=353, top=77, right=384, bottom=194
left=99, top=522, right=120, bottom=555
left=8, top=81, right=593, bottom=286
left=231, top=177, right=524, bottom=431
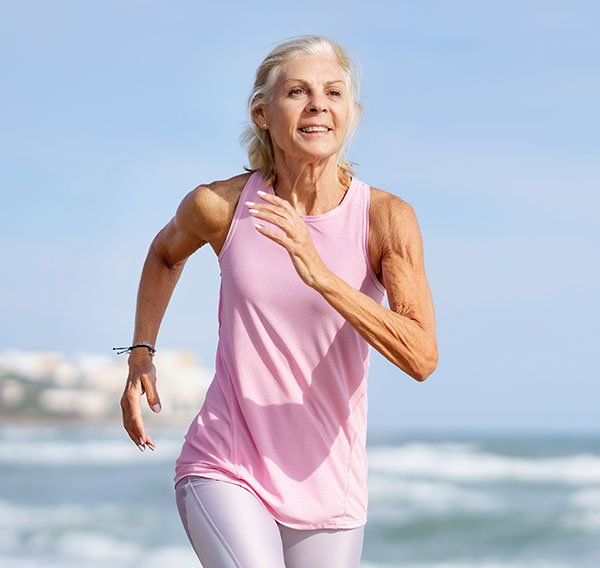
left=174, top=171, right=387, bottom=529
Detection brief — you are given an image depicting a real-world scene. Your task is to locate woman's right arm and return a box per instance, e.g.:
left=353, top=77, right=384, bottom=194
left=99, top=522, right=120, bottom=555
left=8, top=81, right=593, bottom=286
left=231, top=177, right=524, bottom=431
left=120, top=175, right=249, bottom=451
left=120, top=188, right=212, bottom=452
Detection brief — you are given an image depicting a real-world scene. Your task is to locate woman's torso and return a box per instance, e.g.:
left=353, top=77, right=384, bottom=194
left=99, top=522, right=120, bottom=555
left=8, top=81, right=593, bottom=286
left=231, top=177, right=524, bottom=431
left=174, top=171, right=387, bottom=529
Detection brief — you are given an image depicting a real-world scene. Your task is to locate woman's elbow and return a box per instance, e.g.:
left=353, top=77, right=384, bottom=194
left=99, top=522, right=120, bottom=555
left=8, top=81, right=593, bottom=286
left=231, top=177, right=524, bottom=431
left=408, top=347, right=438, bottom=382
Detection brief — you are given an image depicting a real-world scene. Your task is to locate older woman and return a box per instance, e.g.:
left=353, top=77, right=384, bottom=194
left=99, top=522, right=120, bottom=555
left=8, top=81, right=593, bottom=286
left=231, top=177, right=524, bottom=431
left=120, top=35, right=437, bottom=568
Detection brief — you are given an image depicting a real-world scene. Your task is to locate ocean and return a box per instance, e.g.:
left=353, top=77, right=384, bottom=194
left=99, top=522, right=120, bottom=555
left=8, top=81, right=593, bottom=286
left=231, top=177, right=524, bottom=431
left=0, top=425, right=598, bottom=568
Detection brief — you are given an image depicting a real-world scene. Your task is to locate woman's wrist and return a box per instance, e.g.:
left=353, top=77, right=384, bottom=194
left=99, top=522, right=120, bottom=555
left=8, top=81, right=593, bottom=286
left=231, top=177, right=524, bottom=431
left=127, top=349, right=155, bottom=369
left=114, top=342, right=156, bottom=356
left=128, top=348, right=154, bottom=358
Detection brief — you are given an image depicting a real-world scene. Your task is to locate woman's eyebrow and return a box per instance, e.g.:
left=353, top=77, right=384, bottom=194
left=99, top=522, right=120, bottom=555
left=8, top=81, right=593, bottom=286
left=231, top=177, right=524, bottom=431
left=282, top=78, right=345, bottom=86
left=283, top=78, right=309, bottom=86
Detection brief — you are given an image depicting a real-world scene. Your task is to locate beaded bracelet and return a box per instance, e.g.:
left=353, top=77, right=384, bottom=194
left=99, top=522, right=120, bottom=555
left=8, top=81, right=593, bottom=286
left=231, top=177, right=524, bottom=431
left=113, top=342, right=156, bottom=356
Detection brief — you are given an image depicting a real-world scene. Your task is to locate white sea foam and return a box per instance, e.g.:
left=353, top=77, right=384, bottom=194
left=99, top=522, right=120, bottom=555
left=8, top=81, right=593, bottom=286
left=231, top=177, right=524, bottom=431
left=0, top=498, right=196, bottom=568
left=54, top=531, right=139, bottom=561
left=569, top=488, right=600, bottom=508
left=367, top=443, right=600, bottom=484
left=360, top=561, right=570, bottom=568
left=141, top=547, right=198, bottom=567
left=0, top=544, right=197, bottom=568
left=368, top=476, right=496, bottom=514
left=0, top=436, right=182, bottom=465
left=0, top=499, right=120, bottom=538
left=0, top=554, right=574, bottom=568
left=562, top=488, right=600, bottom=531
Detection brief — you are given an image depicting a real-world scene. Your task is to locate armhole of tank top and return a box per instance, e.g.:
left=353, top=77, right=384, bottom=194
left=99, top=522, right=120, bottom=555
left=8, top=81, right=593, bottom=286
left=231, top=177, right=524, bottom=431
left=217, top=172, right=257, bottom=263
left=362, top=183, right=387, bottom=297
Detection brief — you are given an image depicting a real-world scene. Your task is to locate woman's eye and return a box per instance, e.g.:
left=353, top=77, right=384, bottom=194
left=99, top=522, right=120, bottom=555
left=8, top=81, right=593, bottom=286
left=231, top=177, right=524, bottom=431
left=329, top=90, right=342, bottom=97
left=289, top=88, right=304, bottom=96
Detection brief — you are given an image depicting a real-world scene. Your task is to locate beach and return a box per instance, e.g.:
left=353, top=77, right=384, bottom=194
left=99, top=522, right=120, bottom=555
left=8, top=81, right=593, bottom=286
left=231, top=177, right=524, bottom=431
left=1, top=425, right=598, bottom=568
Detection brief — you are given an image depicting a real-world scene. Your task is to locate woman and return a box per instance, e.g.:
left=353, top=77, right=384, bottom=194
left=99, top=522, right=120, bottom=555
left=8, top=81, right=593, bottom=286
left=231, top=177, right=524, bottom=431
left=120, top=35, right=437, bottom=568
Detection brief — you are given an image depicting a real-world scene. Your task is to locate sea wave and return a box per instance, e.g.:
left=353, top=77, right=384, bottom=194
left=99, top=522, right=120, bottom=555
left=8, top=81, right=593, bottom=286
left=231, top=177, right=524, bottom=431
left=361, top=562, right=570, bottom=568
left=0, top=499, right=131, bottom=536
left=368, top=476, right=497, bottom=513
left=0, top=436, right=183, bottom=465
left=3, top=433, right=600, bottom=486
left=562, top=488, right=600, bottom=531
left=0, top=550, right=572, bottom=568
left=367, top=443, right=600, bottom=484
left=0, top=499, right=196, bottom=568
left=0, top=545, right=196, bottom=568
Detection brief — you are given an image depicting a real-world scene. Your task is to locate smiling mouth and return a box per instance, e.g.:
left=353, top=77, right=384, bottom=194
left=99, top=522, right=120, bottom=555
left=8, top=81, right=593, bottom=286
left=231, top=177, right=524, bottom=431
left=299, top=126, right=331, bottom=133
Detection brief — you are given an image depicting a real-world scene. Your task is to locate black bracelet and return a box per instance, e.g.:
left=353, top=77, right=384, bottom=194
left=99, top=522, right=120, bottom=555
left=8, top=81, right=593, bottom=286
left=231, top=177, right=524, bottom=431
left=113, top=342, right=156, bottom=356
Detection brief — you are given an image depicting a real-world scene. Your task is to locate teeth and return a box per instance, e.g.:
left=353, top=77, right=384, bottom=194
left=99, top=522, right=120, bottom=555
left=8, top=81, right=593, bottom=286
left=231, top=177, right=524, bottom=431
left=300, top=126, right=329, bottom=133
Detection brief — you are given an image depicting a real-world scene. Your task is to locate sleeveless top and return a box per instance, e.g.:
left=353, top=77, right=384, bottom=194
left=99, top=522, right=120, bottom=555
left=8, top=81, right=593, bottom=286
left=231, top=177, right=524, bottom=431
left=174, top=171, right=387, bottom=529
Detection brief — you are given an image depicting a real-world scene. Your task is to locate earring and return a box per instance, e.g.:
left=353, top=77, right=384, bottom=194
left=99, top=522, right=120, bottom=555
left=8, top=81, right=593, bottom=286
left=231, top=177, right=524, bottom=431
left=262, top=123, right=268, bottom=129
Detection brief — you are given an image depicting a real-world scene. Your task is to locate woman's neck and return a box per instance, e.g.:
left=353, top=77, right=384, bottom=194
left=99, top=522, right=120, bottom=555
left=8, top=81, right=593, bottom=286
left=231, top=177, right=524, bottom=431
left=271, top=155, right=348, bottom=217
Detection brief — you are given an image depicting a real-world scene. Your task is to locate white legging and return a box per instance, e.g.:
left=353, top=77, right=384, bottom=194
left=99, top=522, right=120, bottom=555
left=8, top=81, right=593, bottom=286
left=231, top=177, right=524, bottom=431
left=175, top=475, right=364, bottom=568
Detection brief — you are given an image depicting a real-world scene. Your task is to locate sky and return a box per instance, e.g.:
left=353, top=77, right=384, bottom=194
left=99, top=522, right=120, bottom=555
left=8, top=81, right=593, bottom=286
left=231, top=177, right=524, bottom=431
left=1, top=0, right=598, bottom=433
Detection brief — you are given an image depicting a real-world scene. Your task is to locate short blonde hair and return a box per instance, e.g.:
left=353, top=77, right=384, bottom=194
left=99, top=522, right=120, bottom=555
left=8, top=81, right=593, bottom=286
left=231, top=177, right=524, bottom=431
left=241, top=35, right=362, bottom=187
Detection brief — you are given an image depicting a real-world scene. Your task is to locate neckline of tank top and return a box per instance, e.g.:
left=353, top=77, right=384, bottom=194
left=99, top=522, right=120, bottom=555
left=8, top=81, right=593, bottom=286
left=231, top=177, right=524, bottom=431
left=261, top=174, right=359, bottom=223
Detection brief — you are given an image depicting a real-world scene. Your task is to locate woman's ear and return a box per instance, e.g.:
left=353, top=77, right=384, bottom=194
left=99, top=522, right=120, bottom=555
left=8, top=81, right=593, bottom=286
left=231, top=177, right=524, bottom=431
left=252, top=105, right=268, bottom=129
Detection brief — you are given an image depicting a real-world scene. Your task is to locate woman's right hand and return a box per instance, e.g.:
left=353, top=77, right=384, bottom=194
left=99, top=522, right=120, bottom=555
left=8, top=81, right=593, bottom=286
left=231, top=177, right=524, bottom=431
left=120, top=351, right=162, bottom=451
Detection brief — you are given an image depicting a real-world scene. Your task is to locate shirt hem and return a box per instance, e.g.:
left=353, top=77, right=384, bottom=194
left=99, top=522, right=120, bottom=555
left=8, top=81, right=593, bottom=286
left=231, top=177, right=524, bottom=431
left=174, top=465, right=367, bottom=530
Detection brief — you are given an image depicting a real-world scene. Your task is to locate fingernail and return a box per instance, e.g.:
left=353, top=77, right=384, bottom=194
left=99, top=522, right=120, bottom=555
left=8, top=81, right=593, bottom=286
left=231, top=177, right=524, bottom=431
left=148, top=443, right=155, bottom=451
left=244, top=201, right=255, bottom=206
left=257, top=190, right=266, bottom=196
left=255, top=224, right=263, bottom=229
left=138, top=443, right=145, bottom=452
left=249, top=209, right=259, bottom=214
left=152, top=403, right=161, bottom=413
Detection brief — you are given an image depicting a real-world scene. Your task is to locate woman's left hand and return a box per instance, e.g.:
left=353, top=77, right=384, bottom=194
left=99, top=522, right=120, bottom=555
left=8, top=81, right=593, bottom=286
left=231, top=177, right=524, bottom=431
left=245, top=191, right=328, bottom=288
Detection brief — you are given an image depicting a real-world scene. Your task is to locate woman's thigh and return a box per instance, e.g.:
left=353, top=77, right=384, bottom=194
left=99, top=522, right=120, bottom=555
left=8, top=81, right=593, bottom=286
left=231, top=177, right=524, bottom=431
left=279, top=524, right=364, bottom=568
left=175, top=475, right=286, bottom=568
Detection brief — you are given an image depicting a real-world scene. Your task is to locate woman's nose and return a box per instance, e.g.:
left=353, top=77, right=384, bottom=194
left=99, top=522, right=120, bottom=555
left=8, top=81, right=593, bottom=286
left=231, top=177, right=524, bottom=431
left=307, top=95, right=328, bottom=113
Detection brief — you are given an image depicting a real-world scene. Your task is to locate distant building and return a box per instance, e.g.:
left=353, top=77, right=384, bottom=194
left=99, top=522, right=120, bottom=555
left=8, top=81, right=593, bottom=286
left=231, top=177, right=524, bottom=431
left=0, top=350, right=212, bottom=423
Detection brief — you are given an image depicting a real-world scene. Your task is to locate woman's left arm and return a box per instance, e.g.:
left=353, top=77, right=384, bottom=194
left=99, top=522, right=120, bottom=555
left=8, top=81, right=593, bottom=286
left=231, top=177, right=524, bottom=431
left=248, top=192, right=438, bottom=381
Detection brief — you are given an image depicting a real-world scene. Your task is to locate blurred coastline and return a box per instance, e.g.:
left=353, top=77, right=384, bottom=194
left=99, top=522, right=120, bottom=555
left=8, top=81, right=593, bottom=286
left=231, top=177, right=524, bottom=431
left=0, top=349, right=211, bottom=425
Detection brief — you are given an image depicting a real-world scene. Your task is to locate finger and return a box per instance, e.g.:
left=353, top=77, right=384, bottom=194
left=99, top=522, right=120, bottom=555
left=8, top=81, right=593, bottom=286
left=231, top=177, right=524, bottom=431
left=141, top=373, right=162, bottom=414
left=120, top=391, right=149, bottom=450
left=256, top=190, right=278, bottom=204
left=255, top=224, right=294, bottom=248
left=245, top=201, right=290, bottom=222
left=248, top=208, right=293, bottom=230
left=256, top=190, right=295, bottom=212
left=123, top=402, right=156, bottom=452
left=140, top=433, right=156, bottom=452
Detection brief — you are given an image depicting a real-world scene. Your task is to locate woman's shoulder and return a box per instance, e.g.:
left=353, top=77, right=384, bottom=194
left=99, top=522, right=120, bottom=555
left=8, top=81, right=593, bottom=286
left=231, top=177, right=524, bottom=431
left=177, top=172, right=253, bottom=239
left=367, top=185, right=421, bottom=247
left=368, top=185, right=415, bottom=222
left=190, top=172, right=253, bottom=210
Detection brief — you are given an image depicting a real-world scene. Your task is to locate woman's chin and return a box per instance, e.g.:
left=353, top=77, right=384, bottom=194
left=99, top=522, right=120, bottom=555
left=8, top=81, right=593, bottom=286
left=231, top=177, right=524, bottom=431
left=281, top=145, right=341, bottom=165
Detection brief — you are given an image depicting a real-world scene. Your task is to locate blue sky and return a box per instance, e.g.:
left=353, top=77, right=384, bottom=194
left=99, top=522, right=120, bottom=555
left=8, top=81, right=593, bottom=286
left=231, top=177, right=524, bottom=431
left=2, top=1, right=598, bottom=432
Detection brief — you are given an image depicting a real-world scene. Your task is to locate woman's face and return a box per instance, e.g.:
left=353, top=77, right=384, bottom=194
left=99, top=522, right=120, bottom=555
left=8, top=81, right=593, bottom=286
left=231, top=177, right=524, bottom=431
left=256, top=54, right=351, bottom=167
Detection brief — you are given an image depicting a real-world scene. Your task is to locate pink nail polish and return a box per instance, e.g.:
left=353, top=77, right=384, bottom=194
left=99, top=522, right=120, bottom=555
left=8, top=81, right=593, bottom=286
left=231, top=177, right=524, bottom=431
left=152, top=403, right=161, bottom=413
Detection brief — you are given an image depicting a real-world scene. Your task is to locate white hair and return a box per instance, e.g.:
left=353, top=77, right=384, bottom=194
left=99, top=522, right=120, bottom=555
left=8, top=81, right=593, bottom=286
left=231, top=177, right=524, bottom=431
left=241, top=35, right=362, bottom=187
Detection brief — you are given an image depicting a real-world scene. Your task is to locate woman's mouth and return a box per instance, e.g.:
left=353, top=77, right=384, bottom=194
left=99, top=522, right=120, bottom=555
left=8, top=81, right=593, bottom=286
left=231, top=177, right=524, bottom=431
left=298, top=126, right=331, bottom=134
